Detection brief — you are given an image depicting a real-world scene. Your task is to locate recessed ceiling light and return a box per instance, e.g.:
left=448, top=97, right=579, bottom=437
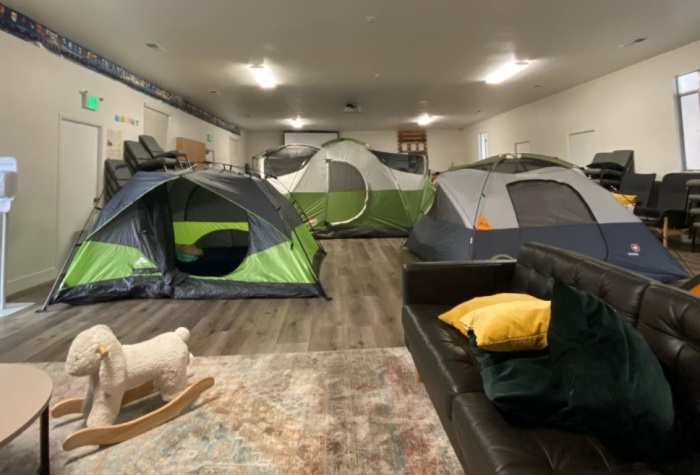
left=249, top=64, right=276, bottom=89
left=374, top=73, right=381, bottom=78
left=144, top=42, right=166, bottom=53
left=366, top=15, right=377, bottom=23
left=290, top=116, right=304, bottom=129
left=620, top=38, right=648, bottom=48
left=416, top=114, right=435, bottom=126
left=485, top=61, right=530, bottom=84
left=207, top=89, right=221, bottom=95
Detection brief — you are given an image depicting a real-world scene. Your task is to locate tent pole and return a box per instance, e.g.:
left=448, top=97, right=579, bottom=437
left=38, top=190, right=104, bottom=312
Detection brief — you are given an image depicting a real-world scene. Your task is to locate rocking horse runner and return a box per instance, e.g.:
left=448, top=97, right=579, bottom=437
left=52, top=325, right=214, bottom=450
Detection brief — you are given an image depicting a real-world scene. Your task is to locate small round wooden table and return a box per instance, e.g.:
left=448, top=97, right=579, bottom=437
left=0, top=364, right=53, bottom=475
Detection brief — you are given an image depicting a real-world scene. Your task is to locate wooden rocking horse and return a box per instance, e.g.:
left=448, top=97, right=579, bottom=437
left=51, top=325, right=214, bottom=451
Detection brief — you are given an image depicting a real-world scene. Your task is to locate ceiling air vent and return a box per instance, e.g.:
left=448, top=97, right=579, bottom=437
left=344, top=102, right=361, bottom=113
left=144, top=42, right=167, bottom=53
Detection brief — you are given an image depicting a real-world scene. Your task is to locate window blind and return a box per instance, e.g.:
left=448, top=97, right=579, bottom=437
left=143, top=104, right=170, bottom=148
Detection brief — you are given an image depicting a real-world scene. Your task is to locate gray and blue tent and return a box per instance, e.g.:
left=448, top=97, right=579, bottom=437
left=50, top=169, right=325, bottom=304
left=407, top=154, right=689, bottom=283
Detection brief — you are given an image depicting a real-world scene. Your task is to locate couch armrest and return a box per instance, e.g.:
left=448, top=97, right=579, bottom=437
left=402, top=260, right=516, bottom=306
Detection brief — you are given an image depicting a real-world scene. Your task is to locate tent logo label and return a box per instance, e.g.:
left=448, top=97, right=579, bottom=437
left=628, top=243, right=641, bottom=256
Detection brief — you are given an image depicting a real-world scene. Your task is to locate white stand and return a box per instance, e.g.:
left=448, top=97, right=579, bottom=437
left=0, top=213, right=32, bottom=317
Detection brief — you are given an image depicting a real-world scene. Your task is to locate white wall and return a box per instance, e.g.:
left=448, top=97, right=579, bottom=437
left=0, top=32, right=243, bottom=294
left=426, top=130, right=466, bottom=171
left=340, top=130, right=396, bottom=152
left=462, top=40, right=700, bottom=175
left=244, top=132, right=284, bottom=162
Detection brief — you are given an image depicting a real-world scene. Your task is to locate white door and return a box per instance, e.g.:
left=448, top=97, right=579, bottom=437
left=57, top=118, right=100, bottom=266
left=229, top=136, right=241, bottom=167
left=568, top=130, right=597, bottom=167
left=515, top=141, right=531, bottom=154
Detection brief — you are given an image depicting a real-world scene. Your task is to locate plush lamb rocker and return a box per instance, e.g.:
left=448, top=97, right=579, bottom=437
left=65, top=325, right=191, bottom=427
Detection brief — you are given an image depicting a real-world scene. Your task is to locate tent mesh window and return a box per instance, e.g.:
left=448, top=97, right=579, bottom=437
left=326, top=161, right=368, bottom=225
left=263, top=145, right=317, bottom=177
left=507, top=180, right=597, bottom=227
left=171, top=184, right=250, bottom=277
left=372, top=151, right=426, bottom=175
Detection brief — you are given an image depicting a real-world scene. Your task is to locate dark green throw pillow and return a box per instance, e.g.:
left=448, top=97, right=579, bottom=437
left=549, top=279, right=675, bottom=462
left=470, top=279, right=677, bottom=463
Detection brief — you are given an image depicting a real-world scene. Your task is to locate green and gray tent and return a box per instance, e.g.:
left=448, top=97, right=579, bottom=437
left=256, top=139, right=435, bottom=238
left=50, top=169, right=326, bottom=305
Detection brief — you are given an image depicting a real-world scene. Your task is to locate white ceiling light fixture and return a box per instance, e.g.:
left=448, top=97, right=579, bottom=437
left=485, top=61, right=530, bottom=84
left=416, top=114, right=435, bottom=126
left=290, top=116, right=304, bottom=129
left=249, top=64, right=276, bottom=89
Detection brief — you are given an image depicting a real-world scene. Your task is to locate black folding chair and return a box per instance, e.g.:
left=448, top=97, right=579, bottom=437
left=617, top=172, right=656, bottom=208
left=139, top=135, right=188, bottom=168
left=123, top=140, right=177, bottom=173
left=634, top=173, right=700, bottom=247
left=585, top=150, right=634, bottom=189
left=104, top=159, right=132, bottom=202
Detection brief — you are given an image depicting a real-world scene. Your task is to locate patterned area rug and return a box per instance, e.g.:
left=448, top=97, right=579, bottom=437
left=0, top=348, right=461, bottom=474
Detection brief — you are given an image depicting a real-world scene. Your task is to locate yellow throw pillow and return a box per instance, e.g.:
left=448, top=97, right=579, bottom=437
left=611, top=192, right=637, bottom=206
left=459, top=299, right=551, bottom=352
left=438, top=293, right=540, bottom=335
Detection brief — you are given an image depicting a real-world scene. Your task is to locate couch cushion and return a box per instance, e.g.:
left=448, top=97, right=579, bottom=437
left=402, top=304, right=483, bottom=454
left=511, top=243, right=653, bottom=326
left=452, top=393, right=666, bottom=475
left=403, top=305, right=483, bottom=410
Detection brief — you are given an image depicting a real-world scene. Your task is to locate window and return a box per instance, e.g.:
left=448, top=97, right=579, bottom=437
left=678, top=71, right=700, bottom=170
left=143, top=104, right=170, bottom=149
left=478, top=132, right=488, bottom=160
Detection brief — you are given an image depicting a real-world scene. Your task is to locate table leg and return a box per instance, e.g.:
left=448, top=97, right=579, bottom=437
left=39, top=407, right=49, bottom=475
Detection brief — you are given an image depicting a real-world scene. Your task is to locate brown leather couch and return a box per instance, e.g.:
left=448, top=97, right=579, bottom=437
left=402, top=242, right=700, bottom=474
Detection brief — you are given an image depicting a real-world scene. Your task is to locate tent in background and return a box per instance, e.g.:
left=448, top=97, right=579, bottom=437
left=50, top=169, right=326, bottom=305
left=407, top=154, right=689, bottom=283
left=252, top=144, right=319, bottom=181
left=257, top=139, right=435, bottom=238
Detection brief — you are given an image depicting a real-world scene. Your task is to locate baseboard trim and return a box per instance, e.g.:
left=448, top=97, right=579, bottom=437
left=7, top=267, right=57, bottom=296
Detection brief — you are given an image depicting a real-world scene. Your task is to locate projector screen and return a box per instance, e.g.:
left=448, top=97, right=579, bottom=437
left=284, top=131, right=339, bottom=148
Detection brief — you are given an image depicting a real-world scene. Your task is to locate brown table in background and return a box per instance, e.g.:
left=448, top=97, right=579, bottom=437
left=0, top=364, right=53, bottom=475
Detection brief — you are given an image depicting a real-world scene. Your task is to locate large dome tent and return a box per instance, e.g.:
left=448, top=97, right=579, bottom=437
left=48, top=169, right=326, bottom=305
left=258, top=138, right=435, bottom=238
left=407, top=154, right=689, bottom=283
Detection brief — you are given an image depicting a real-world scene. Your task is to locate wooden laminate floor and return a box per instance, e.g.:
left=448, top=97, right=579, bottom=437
left=0, top=238, right=419, bottom=363
left=2, top=237, right=700, bottom=364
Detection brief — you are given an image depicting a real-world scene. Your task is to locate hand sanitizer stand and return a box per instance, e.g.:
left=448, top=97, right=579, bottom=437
left=0, top=158, right=32, bottom=317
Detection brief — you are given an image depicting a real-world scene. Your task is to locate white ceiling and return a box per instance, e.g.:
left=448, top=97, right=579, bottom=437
left=5, top=0, right=700, bottom=132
